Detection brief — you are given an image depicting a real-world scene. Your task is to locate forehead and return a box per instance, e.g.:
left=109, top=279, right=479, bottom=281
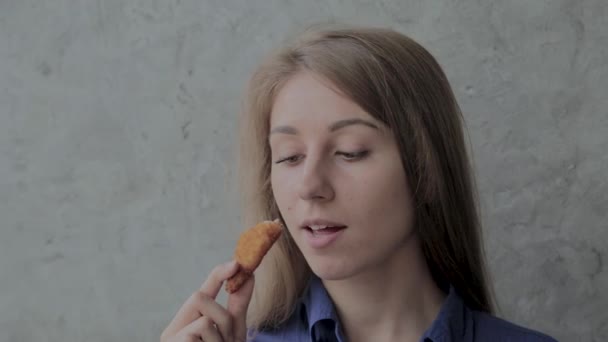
left=270, top=71, right=377, bottom=127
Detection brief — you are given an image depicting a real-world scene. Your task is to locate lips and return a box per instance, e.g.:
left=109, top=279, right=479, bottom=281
left=301, top=219, right=346, bottom=249
left=301, top=218, right=347, bottom=233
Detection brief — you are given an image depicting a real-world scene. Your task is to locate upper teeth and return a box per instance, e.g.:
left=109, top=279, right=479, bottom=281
left=310, top=225, right=328, bottom=231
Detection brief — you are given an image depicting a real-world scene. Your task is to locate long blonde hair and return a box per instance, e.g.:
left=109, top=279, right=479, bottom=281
left=238, top=24, right=495, bottom=331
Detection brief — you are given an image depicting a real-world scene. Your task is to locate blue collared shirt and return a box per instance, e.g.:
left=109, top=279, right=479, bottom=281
left=250, top=276, right=557, bottom=341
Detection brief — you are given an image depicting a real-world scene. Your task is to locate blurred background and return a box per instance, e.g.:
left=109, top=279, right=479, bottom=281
left=1, top=0, right=606, bottom=341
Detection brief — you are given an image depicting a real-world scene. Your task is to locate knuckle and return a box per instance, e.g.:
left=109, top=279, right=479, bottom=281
left=199, top=316, right=215, bottom=331
left=186, top=291, right=212, bottom=314
left=191, top=290, right=211, bottom=305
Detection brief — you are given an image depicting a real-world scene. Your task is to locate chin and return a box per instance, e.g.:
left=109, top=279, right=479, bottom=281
left=307, top=258, right=360, bottom=281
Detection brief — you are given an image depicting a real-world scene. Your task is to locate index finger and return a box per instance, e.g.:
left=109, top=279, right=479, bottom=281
left=163, top=261, right=239, bottom=338
left=200, top=260, right=239, bottom=298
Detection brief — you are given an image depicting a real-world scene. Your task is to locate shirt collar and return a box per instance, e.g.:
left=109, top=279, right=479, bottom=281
left=301, top=275, right=341, bottom=339
left=420, top=286, right=468, bottom=341
left=300, top=277, right=470, bottom=342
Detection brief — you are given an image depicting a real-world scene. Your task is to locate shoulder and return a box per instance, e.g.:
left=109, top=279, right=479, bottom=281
left=471, top=310, right=558, bottom=342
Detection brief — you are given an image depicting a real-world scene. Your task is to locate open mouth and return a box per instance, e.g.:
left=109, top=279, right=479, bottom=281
left=305, top=225, right=347, bottom=235
left=303, top=224, right=346, bottom=248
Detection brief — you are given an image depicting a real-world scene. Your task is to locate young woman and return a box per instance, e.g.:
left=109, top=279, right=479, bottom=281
left=161, top=26, right=557, bottom=342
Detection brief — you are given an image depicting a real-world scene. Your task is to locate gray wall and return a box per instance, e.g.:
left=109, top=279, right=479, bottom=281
left=1, top=1, right=606, bottom=341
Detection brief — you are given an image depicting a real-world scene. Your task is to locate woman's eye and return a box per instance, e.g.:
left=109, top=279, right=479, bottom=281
left=275, top=155, right=302, bottom=164
left=336, top=150, right=369, bottom=161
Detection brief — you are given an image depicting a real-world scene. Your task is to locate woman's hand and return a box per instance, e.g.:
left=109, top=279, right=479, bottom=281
left=161, top=261, right=254, bottom=342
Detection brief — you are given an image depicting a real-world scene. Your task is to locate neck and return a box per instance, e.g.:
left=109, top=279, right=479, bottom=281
left=322, top=237, right=446, bottom=342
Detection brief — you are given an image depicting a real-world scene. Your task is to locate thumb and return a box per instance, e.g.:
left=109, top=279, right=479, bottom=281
left=227, top=274, right=255, bottom=341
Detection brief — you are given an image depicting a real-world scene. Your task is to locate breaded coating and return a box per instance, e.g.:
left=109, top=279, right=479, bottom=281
left=225, top=220, right=283, bottom=293
left=224, top=270, right=250, bottom=294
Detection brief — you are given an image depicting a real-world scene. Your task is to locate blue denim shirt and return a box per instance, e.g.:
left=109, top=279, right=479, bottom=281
left=250, top=276, right=557, bottom=341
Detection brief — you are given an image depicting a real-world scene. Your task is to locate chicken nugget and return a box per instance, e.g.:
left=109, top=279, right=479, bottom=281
left=224, top=270, right=251, bottom=294
left=225, top=220, right=283, bottom=293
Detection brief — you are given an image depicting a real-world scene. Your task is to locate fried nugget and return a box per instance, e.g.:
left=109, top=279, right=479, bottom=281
left=224, top=269, right=251, bottom=294
left=225, top=220, right=283, bottom=293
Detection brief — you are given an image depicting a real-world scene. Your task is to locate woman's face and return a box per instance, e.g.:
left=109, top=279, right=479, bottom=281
left=269, top=71, right=416, bottom=280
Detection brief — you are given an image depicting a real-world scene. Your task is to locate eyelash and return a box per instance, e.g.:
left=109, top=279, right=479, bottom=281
left=336, top=150, right=370, bottom=160
left=275, top=155, right=302, bottom=164
left=275, top=150, right=370, bottom=164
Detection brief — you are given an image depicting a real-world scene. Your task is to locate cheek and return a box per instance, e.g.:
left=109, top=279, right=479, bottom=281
left=271, top=170, right=295, bottom=211
left=384, top=175, right=415, bottom=232
left=352, top=164, right=412, bottom=221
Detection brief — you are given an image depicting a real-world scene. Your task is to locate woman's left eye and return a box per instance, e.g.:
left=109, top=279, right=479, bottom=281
left=336, top=150, right=369, bottom=161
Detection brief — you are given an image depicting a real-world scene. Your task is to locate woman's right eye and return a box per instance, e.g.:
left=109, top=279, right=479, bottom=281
left=275, top=155, right=302, bottom=164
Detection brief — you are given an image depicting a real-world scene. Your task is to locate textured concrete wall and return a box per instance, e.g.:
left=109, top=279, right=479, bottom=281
left=1, top=1, right=606, bottom=341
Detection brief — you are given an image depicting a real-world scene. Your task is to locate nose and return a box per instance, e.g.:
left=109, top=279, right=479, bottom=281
left=297, top=156, right=335, bottom=202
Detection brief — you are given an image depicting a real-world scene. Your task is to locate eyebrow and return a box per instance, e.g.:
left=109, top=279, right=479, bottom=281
left=269, top=118, right=380, bottom=135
